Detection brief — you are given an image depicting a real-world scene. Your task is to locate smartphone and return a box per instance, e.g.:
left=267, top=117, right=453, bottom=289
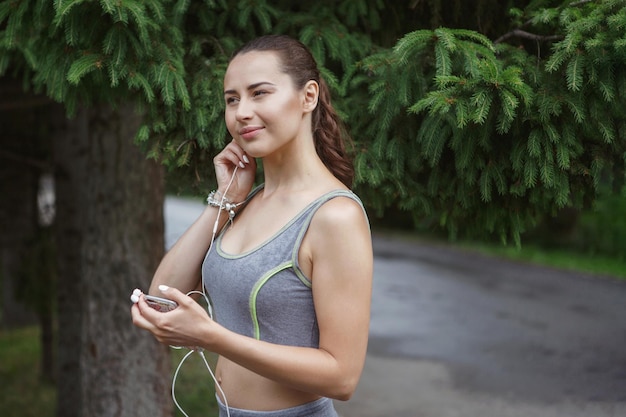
left=144, top=295, right=178, bottom=312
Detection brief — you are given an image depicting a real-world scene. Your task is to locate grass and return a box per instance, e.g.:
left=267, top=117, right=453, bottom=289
left=0, top=326, right=220, bottom=417
left=0, top=326, right=56, bottom=417
left=374, top=229, right=626, bottom=281
left=462, top=241, right=626, bottom=280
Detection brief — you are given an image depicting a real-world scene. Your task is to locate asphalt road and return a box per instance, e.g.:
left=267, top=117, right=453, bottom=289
left=336, top=236, right=626, bottom=417
left=164, top=197, right=626, bottom=417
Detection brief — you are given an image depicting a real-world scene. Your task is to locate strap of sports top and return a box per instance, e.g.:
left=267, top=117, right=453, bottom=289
left=291, top=189, right=368, bottom=271
left=310, top=189, right=366, bottom=213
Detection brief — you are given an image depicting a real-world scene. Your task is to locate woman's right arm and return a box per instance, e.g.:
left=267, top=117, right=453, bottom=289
left=149, top=140, right=255, bottom=295
left=148, top=205, right=225, bottom=295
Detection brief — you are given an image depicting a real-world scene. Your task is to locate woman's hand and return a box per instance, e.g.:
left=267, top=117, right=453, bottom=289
left=214, top=139, right=256, bottom=203
left=131, top=286, right=217, bottom=350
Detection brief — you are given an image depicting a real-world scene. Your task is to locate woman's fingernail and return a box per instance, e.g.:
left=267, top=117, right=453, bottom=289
left=158, top=284, right=170, bottom=292
left=243, top=155, right=250, bottom=163
left=239, top=161, right=245, bottom=168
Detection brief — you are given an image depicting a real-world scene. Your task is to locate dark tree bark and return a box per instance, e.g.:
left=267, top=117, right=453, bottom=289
left=53, top=103, right=172, bottom=417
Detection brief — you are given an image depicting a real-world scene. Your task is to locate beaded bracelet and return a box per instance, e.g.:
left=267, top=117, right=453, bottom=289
left=206, top=190, right=244, bottom=222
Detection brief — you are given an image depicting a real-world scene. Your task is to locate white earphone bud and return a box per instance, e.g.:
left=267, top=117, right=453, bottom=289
left=130, top=288, right=142, bottom=303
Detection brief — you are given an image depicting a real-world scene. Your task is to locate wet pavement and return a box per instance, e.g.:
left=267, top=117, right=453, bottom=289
left=336, top=235, right=626, bottom=417
left=164, top=197, right=626, bottom=417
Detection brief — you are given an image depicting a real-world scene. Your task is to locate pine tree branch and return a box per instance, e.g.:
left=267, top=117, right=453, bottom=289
left=494, top=29, right=563, bottom=45
left=494, top=0, right=594, bottom=45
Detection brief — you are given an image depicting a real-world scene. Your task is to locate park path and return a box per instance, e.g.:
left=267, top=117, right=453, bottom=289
left=336, top=234, right=626, bottom=417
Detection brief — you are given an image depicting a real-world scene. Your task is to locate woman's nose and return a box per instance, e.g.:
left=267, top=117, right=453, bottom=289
left=235, top=98, right=253, bottom=121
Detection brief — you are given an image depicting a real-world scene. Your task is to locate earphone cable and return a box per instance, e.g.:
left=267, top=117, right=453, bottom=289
left=171, top=349, right=195, bottom=417
left=202, top=165, right=238, bottom=316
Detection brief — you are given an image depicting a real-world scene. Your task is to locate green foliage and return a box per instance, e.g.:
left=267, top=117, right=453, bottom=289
left=0, top=0, right=191, bottom=117
left=576, top=186, right=626, bottom=258
left=3, top=0, right=626, bottom=244
left=348, top=1, right=626, bottom=245
left=0, top=327, right=56, bottom=417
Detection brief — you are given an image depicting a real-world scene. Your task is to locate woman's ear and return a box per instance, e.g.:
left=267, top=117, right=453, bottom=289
left=302, top=80, right=319, bottom=113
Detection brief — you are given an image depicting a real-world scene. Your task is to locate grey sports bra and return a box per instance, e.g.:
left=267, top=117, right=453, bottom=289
left=201, top=187, right=365, bottom=347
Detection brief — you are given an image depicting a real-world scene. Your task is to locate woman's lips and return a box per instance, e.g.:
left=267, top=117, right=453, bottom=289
left=239, top=126, right=263, bottom=140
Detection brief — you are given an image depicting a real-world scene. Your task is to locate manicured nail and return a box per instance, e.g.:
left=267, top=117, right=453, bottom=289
left=239, top=161, right=245, bottom=168
left=130, top=294, right=140, bottom=303
left=158, top=284, right=170, bottom=292
left=243, top=155, right=250, bottom=163
left=132, top=288, right=142, bottom=296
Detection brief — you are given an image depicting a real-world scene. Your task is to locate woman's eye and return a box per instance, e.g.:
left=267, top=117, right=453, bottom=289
left=253, top=90, right=267, bottom=98
left=226, top=97, right=239, bottom=105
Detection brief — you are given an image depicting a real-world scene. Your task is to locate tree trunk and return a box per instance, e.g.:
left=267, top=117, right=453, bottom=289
left=53, top=103, right=172, bottom=417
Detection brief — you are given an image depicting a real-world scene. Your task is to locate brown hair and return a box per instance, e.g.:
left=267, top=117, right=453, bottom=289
left=231, top=35, right=354, bottom=188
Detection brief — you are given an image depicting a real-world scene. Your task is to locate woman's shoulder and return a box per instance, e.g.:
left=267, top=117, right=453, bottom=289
left=303, top=190, right=372, bottom=266
left=309, top=189, right=369, bottom=232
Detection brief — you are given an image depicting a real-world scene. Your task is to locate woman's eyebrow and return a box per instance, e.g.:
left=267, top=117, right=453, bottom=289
left=224, top=81, right=276, bottom=95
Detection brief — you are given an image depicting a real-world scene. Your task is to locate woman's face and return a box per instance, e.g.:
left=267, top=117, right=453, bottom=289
left=223, top=51, right=314, bottom=158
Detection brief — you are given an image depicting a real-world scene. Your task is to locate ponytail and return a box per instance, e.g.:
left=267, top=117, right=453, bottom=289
left=312, top=78, right=354, bottom=188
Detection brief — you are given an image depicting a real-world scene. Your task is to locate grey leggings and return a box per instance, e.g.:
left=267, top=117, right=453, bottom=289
left=216, top=395, right=339, bottom=417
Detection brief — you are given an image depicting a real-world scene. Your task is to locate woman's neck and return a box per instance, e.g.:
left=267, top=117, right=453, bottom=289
left=262, top=145, right=338, bottom=197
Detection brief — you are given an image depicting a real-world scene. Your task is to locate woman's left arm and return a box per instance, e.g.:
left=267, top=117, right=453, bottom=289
left=305, top=196, right=373, bottom=399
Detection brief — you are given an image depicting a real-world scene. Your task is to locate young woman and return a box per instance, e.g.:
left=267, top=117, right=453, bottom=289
left=131, top=35, right=373, bottom=417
